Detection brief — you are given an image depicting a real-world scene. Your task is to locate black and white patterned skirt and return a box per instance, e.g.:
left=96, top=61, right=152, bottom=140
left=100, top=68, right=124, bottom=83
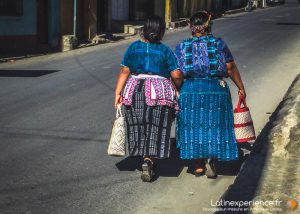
left=123, top=80, right=175, bottom=159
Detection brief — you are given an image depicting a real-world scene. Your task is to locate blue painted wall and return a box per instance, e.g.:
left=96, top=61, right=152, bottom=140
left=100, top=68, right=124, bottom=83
left=0, top=0, right=37, bottom=36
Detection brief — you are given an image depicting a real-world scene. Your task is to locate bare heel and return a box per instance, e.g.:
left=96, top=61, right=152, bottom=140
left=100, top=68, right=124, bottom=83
left=141, top=159, right=154, bottom=182
left=205, top=159, right=217, bottom=179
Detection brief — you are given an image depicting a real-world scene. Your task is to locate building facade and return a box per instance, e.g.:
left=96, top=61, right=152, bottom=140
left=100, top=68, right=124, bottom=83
left=0, top=0, right=247, bottom=55
left=0, top=0, right=98, bottom=55
left=108, top=0, right=246, bottom=32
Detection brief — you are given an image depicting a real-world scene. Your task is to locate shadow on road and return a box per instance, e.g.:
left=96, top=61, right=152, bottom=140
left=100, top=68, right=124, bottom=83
left=216, top=143, right=252, bottom=176
left=116, top=139, right=250, bottom=181
left=276, top=22, right=300, bottom=25
left=0, top=70, right=60, bottom=77
left=115, top=139, right=185, bottom=178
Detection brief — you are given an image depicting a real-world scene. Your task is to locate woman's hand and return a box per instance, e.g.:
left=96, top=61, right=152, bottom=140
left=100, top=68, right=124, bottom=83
left=238, top=89, right=246, bottom=98
left=114, top=94, right=123, bottom=109
left=114, top=66, right=130, bottom=108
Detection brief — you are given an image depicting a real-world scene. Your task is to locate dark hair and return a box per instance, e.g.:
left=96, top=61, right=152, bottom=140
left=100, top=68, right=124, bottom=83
left=142, top=16, right=166, bottom=43
left=190, top=11, right=212, bottom=33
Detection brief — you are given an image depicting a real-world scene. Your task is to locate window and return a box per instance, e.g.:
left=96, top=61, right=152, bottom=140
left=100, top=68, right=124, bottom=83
left=0, top=0, right=23, bottom=16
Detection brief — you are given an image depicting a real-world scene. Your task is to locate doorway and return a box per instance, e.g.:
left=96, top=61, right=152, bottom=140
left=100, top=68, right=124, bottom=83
left=97, top=0, right=108, bottom=33
left=36, top=0, right=48, bottom=44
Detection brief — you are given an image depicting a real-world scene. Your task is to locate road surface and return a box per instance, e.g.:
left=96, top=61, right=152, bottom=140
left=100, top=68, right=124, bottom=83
left=1, top=1, right=300, bottom=213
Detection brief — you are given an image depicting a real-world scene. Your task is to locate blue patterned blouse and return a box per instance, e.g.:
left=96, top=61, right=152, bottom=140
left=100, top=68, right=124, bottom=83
left=175, top=35, right=234, bottom=78
left=121, top=40, right=179, bottom=78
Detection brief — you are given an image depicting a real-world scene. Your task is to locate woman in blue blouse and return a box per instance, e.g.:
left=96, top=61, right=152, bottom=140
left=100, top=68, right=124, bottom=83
left=114, top=17, right=183, bottom=182
left=175, top=11, right=246, bottom=178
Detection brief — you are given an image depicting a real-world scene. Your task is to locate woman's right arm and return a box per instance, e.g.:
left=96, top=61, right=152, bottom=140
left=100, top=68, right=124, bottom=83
left=227, top=61, right=246, bottom=98
left=115, top=42, right=134, bottom=108
left=114, top=66, right=130, bottom=108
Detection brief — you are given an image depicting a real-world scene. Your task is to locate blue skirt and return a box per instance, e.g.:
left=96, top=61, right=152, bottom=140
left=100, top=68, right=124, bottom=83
left=176, top=78, right=238, bottom=160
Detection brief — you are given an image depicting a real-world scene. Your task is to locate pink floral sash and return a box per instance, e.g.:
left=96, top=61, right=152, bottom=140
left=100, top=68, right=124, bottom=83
left=122, top=75, right=178, bottom=110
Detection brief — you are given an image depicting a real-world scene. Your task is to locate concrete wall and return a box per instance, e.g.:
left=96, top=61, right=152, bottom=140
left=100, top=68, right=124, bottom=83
left=0, top=0, right=37, bottom=36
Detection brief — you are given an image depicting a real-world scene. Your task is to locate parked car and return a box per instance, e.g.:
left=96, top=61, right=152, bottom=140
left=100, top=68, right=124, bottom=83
left=267, top=0, right=285, bottom=5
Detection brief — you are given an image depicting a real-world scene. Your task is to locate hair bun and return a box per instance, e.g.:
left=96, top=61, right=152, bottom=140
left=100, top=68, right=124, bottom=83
left=148, top=32, right=159, bottom=41
left=142, top=16, right=165, bottom=43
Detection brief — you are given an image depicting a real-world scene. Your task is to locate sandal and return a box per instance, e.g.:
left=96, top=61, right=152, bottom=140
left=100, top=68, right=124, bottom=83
left=141, top=157, right=154, bottom=182
left=205, top=159, right=217, bottom=178
left=194, top=159, right=206, bottom=177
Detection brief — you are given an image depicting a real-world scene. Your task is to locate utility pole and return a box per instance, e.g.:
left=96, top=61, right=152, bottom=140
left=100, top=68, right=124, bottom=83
left=165, top=0, right=172, bottom=29
left=72, top=0, right=78, bottom=48
left=73, top=0, right=77, bottom=36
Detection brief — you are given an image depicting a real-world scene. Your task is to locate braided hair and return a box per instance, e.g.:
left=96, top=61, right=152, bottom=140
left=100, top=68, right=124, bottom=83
left=189, top=11, right=213, bottom=34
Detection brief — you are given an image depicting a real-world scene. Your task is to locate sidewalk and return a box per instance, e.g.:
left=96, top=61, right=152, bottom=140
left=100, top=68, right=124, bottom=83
left=217, top=74, right=300, bottom=213
left=0, top=32, right=137, bottom=64
left=0, top=6, right=253, bottom=64
left=224, top=7, right=246, bottom=15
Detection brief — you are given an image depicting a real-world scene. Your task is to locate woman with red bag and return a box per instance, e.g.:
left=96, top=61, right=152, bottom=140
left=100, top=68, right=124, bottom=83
left=175, top=11, right=246, bottom=178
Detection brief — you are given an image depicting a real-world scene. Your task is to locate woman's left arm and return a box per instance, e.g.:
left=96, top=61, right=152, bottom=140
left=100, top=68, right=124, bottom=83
left=114, top=66, right=130, bottom=108
left=227, top=61, right=246, bottom=98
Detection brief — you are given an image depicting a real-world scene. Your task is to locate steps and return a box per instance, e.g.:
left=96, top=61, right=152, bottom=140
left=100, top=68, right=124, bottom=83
left=124, top=25, right=143, bottom=35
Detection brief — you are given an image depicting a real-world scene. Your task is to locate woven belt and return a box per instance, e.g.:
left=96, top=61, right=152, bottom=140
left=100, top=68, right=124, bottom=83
left=131, top=74, right=167, bottom=80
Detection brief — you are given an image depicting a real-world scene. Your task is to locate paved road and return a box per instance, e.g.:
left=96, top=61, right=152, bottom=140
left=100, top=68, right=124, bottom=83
left=1, top=1, right=300, bottom=213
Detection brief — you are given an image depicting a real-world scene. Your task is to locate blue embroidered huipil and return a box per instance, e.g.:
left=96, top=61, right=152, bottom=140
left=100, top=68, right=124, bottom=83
left=175, top=34, right=239, bottom=161
left=121, top=40, right=178, bottom=78
left=175, top=35, right=234, bottom=78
